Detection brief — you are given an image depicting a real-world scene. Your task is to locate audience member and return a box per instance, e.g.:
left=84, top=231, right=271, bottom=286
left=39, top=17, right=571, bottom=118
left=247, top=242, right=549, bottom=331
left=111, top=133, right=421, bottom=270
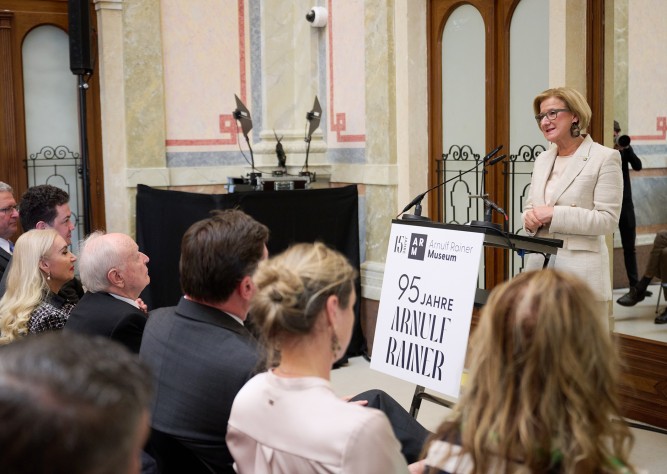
left=0, top=229, right=76, bottom=344
left=617, top=230, right=667, bottom=324
left=0, top=182, right=19, bottom=282
left=66, top=231, right=150, bottom=352
left=0, top=332, right=152, bottom=474
left=614, top=120, right=644, bottom=289
left=140, top=209, right=269, bottom=473
left=0, top=184, right=83, bottom=301
left=419, top=269, right=635, bottom=473
left=227, top=242, right=423, bottom=473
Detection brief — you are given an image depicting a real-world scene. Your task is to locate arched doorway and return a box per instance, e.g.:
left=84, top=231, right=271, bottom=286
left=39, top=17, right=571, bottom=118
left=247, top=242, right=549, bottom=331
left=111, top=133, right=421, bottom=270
left=0, top=0, right=105, bottom=246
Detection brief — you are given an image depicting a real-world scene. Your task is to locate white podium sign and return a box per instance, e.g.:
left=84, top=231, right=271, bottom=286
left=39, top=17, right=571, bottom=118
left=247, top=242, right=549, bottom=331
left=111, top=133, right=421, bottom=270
left=370, top=222, right=484, bottom=398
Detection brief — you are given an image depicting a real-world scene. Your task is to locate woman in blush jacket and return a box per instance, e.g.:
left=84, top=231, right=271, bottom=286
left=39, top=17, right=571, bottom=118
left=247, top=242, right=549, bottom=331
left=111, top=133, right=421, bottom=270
left=523, top=86, right=622, bottom=325
left=227, top=242, right=412, bottom=473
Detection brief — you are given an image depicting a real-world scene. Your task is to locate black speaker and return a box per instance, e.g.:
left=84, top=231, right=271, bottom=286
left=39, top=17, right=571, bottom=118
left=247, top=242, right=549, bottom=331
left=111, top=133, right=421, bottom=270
left=68, top=0, right=93, bottom=75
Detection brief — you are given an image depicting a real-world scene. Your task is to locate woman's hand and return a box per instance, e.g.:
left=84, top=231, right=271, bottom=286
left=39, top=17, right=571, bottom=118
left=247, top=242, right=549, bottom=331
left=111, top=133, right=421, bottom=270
left=408, top=460, right=426, bottom=474
left=531, top=205, right=554, bottom=225
left=341, top=395, right=368, bottom=406
left=136, top=298, right=148, bottom=314
left=523, top=209, right=543, bottom=233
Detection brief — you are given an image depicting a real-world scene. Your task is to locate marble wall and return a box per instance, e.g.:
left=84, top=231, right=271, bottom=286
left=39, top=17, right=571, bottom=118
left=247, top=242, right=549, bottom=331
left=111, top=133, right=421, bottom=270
left=96, top=0, right=666, bottom=295
left=95, top=0, right=428, bottom=289
left=612, top=0, right=667, bottom=288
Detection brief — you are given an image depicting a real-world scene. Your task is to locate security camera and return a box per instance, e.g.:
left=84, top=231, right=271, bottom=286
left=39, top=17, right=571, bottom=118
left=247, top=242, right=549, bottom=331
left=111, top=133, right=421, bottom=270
left=305, top=6, right=327, bottom=27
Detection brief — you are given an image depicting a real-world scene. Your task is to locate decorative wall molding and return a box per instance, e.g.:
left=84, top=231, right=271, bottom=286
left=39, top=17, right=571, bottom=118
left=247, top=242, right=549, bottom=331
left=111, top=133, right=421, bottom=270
left=127, top=162, right=399, bottom=188
left=94, top=0, right=123, bottom=12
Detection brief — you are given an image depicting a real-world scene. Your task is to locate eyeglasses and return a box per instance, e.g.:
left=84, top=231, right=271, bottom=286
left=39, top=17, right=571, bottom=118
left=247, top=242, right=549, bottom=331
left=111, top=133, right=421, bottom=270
left=0, top=205, right=18, bottom=215
left=535, top=108, right=570, bottom=123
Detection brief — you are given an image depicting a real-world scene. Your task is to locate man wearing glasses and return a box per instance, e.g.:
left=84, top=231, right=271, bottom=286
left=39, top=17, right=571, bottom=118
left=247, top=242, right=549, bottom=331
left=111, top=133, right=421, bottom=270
left=0, top=182, right=19, bottom=283
left=0, top=184, right=83, bottom=302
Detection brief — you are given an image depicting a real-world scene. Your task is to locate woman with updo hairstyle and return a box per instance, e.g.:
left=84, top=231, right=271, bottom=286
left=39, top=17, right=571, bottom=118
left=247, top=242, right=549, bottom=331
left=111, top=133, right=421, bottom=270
left=227, top=242, right=410, bottom=473
left=420, top=269, right=637, bottom=474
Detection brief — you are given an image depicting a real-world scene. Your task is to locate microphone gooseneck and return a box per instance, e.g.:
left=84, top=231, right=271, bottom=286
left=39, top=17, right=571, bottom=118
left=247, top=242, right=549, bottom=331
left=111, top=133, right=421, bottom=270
left=397, top=146, right=505, bottom=219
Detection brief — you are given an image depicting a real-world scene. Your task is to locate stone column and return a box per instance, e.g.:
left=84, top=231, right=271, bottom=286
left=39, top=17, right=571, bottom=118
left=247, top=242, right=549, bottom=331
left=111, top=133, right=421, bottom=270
left=253, top=0, right=327, bottom=175
left=362, top=0, right=397, bottom=267
left=95, top=0, right=167, bottom=234
left=122, top=0, right=168, bottom=233
left=94, top=0, right=129, bottom=233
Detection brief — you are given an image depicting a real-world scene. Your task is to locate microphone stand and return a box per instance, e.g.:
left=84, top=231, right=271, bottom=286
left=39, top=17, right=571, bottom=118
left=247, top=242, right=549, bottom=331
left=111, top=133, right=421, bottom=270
left=469, top=158, right=503, bottom=231
left=233, top=94, right=261, bottom=187
left=398, top=145, right=504, bottom=221
left=301, top=96, right=322, bottom=182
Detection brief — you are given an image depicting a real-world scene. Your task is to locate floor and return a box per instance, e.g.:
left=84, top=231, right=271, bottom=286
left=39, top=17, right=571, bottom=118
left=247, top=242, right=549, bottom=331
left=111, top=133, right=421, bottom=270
left=613, top=284, right=667, bottom=343
left=329, top=285, right=667, bottom=473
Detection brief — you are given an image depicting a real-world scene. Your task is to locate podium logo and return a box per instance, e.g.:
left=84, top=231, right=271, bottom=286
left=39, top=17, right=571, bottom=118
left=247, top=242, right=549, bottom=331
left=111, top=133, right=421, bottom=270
left=408, top=233, right=428, bottom=260
left=394, top=235, right=408, bottom=254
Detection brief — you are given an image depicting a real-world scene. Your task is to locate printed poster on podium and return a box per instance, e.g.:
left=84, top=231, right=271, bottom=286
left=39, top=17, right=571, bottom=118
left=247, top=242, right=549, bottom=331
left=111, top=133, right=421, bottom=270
left=370, top=221, right=484, bottom=399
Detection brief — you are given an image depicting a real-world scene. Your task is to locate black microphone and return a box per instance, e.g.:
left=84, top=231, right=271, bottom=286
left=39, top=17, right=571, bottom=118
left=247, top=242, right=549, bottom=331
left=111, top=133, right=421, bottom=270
left=482, top=144, right=503, bottom=162
left=398, top=147, right=505, bottom=218
left=487, top=153, right=506, bottom=166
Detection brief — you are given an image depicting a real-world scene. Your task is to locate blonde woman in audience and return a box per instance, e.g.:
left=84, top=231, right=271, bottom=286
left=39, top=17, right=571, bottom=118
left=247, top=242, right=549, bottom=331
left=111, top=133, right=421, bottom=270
left=419, top=269, right=636, bottom=474
left=0, top=229, right=76, bottom=344
left=227, top=242, right=411, bottom=473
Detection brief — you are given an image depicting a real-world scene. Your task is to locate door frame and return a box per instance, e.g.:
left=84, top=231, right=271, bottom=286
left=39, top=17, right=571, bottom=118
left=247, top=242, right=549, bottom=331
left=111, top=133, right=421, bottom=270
left=0, top=0, right=105, bottom=232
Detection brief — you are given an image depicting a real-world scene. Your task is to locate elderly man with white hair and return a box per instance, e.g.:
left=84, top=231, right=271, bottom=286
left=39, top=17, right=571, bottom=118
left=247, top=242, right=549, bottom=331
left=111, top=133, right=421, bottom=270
left=65, top=231, right=150, bottom=353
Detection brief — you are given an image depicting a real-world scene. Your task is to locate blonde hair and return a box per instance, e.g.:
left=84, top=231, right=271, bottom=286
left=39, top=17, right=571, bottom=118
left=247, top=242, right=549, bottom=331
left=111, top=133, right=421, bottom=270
left=427, top=269, right=634, bottom=473
left=0, top=229, right=59, bottom=344
left=533, top=86, right=592, bottom=133
left=250, top=242, right=357, bottom=367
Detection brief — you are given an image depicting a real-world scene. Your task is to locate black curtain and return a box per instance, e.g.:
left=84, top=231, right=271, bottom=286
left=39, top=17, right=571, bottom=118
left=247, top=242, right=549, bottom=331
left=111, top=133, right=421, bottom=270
left=135, top=184, right=364, bottom=356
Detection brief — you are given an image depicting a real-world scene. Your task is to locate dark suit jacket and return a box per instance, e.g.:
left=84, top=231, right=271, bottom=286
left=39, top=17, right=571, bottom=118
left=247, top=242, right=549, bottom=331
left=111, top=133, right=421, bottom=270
left=0, top=248, right=10, bottom=284
left=140, top=297, right=260, bottom=474
left=65, top=291, right=147, bottom=353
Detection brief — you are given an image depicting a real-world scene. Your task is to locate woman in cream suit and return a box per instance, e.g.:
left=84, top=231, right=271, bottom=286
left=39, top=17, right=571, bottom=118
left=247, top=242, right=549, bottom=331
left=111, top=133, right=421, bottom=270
left=523, top=87, right=622, bottom=308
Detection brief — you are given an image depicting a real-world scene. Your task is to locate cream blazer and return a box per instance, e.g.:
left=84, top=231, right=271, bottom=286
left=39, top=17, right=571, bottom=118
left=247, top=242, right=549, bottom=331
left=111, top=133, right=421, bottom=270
left=522, top=134, right=623, bottom=301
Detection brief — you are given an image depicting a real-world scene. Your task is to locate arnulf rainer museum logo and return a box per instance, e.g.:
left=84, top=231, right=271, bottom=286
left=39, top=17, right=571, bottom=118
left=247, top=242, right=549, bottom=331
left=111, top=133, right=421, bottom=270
left=408, top=233, right=427, bottom=261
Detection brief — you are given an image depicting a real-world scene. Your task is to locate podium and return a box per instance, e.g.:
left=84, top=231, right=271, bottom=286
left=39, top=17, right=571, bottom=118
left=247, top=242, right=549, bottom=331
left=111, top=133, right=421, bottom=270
left=393, top=219, right=563, bottom=417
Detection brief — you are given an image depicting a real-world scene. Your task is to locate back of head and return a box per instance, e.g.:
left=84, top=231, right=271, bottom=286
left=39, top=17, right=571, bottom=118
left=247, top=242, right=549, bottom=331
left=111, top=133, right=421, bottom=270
left=78, top=231, right=127, bottom=293
left=0, top=229, right=58, bottom=344
left=250, top=242, right=356, bottom=366
left=533, top=86, right=592, bottom=132
left=432, top=269, right=633, bottom=472
left=179, top=209, right=269, bottom=303
left=19, top=184, right=69, bottom=231
left=0, top=332, right=152, bottom=474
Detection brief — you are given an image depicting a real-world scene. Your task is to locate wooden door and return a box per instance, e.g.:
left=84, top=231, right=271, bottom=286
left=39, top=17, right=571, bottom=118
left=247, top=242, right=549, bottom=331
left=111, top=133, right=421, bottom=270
left=0, top=0, right=105, bottom=240
left=428, top=0, right=606, bottom=290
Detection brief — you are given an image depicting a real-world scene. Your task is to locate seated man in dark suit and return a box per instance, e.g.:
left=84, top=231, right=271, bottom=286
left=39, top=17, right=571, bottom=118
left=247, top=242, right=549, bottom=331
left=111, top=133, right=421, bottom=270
left=140, top=210, right=269, bottom=474
left=66, top=231, right=150, bottom=353
left=0, top=182, right=19, bottom=283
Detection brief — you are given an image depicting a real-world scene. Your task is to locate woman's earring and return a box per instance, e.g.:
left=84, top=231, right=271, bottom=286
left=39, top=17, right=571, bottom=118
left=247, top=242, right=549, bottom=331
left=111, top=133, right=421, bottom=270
left=331, top=331, right=341, bottom=356
left=47, top=272, right=51, bottom=281
left=570, top=121, right=581, bottom=137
